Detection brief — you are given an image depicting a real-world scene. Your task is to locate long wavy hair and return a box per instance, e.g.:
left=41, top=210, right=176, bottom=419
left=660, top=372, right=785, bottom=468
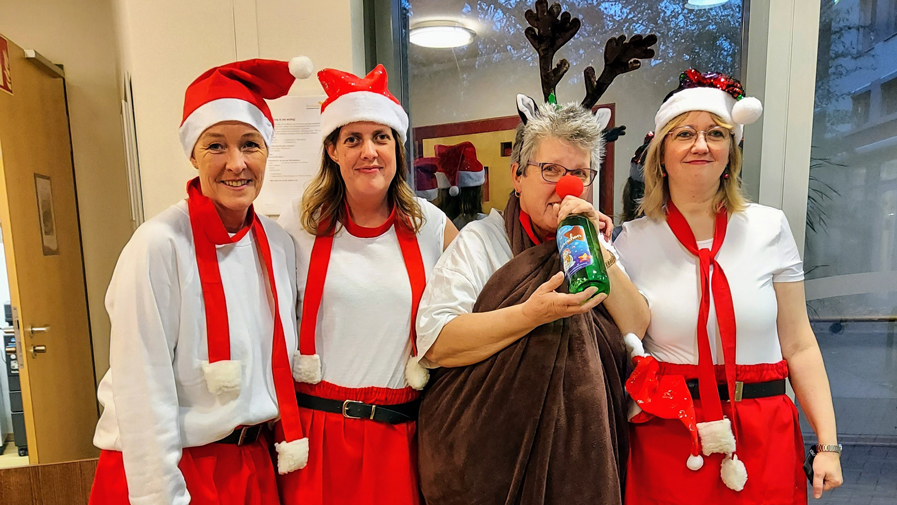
left=301, top=127, right=423, bottom=236
left=639, top=112, right=747, bottom=220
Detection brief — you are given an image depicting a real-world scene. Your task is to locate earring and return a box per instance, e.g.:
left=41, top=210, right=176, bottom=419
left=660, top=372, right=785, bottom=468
left=661, top=164, right=667, bottom=178
left=514, top=190, right=521, bottom=197
left=722, top=164, right=730, bottom=180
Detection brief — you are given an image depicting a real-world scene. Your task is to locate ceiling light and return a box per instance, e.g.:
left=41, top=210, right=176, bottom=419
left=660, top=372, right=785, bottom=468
left=410, top=21, right=476, bottom=49
left=685, top=0, right=729, bottom=9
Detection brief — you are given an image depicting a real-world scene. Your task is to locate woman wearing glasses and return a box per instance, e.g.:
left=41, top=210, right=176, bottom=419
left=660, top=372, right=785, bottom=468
left=615, top=70, right=842, bottom=503
left=414, top=96, right=650, bottom=504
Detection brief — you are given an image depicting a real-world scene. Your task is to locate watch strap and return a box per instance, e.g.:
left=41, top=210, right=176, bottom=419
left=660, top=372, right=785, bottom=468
left=815, top=444, right=842, bottom=454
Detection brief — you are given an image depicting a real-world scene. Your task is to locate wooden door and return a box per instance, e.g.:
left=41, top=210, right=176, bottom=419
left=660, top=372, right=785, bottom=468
left=0, top=35, right=98, bottom=464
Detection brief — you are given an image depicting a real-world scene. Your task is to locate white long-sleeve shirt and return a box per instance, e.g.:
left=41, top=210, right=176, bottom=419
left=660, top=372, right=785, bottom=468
left=93, top=200, right=298, bottom=505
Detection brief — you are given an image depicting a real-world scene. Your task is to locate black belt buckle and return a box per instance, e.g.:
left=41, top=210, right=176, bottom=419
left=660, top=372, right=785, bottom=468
left=342, top=400, right=375, bottom=420
left=236, top=425, right=261, bottom=446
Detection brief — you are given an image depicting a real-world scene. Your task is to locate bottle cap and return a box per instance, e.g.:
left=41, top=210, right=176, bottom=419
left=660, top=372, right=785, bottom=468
left=556, top=174, right=584, bottom=199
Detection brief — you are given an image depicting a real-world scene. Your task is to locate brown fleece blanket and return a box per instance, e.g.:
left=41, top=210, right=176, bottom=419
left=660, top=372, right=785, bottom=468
left=418, top=194, right=629, bottom=505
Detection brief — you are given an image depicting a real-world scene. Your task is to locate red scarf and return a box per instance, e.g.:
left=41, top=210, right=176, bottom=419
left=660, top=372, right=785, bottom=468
left=298, top=205, right=426, bottom=363
left=519, top=210, right=555, bottom=246
left=665, top=200, right=738, bottom=436
left=185, top=178, right=303, bottom=445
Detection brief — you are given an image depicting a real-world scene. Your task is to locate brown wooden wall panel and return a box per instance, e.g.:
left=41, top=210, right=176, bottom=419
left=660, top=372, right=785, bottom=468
left=0, top=459, right=97, bottom=505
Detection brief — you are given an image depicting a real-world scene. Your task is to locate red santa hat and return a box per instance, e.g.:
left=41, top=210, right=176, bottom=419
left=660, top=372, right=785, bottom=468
left=434, top=142, right=486, bottom=196
left=317, top=64, right=409, bottom=142
left=178, top=57, right=314, bottom=157
left=654, top=69, right=762, bottom=144
left=414, top=157, right=440, bottom=201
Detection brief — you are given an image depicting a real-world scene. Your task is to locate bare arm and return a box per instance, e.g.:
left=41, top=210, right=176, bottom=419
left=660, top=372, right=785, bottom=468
left=443, top=220, right=459, bottom=251
left=425, top=272, right=606, bottom=367
left=775, top=281, right=843, bottom=498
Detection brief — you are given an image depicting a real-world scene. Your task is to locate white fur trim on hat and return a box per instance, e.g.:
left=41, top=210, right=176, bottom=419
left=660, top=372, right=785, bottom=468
left=697, top=418, right=737, bottom=455
left=289, top=56, right=314, bottom=80
left=416, top=188, right=438, bottom=201
left=179, top=98, right=274, bottom=157
left=435, top=171, right=486, bottom=191
left=292, top=352, right=322, bottom=384
left=623, top=333, right=647, bottom=358
left=201, top=360, right=242, bottom=395
left=721, top=454, right=748, bottom=491
left=654, top=87, right=745, bottom=143
left=275, top=437, right=309, bottom=474
left=320, top=91, right=409, bottom=143
left=405, top=357, right=429, bottom=391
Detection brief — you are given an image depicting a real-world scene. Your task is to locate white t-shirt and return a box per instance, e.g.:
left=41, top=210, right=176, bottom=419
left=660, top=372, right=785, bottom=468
left=416, top=209, right=624, bottom=368
left=613, top=204, right=804, bottom=366
left=278, top=197, right=447, bottom=389
left=93, top=200, right=298, bottom=505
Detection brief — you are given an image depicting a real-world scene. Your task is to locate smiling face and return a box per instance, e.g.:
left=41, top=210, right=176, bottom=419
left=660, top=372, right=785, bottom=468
left=662, top=111, right=731, bottom=198
left=326, top=121, right=397, bottom=207
left=512, top=136, right=589, bottom=237
left=190, top=121, right=267, bottom=229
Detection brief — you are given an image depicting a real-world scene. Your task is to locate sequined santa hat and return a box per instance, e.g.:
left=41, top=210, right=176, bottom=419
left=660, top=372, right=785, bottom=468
left=654, top=69, right=762, bottom=144
left=434, top=142, right=485, bottom=197
left=178, top=57, right=314, bottom=157
left=317, top=64, right=409, bottom=141
left=414, top=157, right=440, bottom=201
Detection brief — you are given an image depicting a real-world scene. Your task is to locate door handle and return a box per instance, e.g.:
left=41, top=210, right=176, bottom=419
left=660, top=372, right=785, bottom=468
left=30, top=345, right=47, bottom=358
left=28, top=326, right=50, bottom=337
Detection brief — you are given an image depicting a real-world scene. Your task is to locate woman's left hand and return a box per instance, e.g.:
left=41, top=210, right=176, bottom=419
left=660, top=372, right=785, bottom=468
left=812, top=451, right=844, bottom=499
left=555, top=196, right=613, bottom=242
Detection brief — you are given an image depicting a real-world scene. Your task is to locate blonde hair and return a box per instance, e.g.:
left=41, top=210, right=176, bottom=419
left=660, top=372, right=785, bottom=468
left=639, top=112, right=747, bottom=220
left=301, top=127, right=423, bottom=236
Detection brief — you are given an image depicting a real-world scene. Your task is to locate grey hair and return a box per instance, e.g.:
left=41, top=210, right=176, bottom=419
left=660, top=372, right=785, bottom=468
left=511, top=101, right=605, bottom=176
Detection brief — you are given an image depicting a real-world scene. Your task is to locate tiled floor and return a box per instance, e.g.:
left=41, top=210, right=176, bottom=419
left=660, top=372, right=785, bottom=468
left=803, top=320, right=897, bottom=504
left=808, top=444, right=897, bottom=505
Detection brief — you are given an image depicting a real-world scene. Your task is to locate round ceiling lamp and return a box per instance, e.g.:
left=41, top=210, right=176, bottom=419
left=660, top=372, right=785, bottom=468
left=409, top=21, right=476, bottom=49
left=685, top=0, right=729, bottom=9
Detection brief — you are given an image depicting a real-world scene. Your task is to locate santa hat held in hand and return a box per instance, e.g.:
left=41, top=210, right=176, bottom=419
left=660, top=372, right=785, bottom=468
left=178, top=56, right=314, bottom=157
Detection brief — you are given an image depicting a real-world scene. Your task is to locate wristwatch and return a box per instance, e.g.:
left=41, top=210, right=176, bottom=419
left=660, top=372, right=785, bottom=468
left=815, top=444, right=842, bottom=455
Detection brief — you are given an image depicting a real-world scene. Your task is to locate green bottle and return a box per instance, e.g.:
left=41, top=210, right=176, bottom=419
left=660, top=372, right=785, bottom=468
left=554, top=175, right=610, bottom=296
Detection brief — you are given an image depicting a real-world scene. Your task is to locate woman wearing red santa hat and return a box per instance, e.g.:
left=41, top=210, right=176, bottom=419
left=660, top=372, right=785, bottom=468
left=614, top=69, right=843, bottom=503
left=275, top=64, right=456, bottom=505
left=89, top=57, right=314, bottom=505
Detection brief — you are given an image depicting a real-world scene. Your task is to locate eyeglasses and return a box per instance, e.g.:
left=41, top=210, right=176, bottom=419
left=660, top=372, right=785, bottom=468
left=667, top=126, right=732, bottom=145
left=526, top=162, right=598, bottom=186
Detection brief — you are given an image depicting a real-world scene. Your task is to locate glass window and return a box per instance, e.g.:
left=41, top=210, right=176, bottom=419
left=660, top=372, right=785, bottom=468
left=804, top=0, right=897, bottom=496
left=402, top=0, right=744, bottom=223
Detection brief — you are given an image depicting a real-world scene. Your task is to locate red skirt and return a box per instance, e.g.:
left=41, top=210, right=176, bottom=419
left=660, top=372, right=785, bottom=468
left=277, top=381, right=420, bottom=505
left=625, top=361, right=807, bottom=505
left=89, top=434, right=280, bottom=505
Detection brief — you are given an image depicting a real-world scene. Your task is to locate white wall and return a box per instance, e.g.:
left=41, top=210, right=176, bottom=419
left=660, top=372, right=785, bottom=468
left=113, top=0, right=366, bottom=220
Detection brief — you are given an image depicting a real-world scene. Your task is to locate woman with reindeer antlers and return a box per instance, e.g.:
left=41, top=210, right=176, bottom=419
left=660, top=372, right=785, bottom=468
left=414, top=2, right=655, bottom=503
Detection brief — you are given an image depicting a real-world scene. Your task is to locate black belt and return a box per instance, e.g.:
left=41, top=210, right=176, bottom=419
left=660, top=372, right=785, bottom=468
left=296, top=393, right=419, bottom=424
left=685, top=379, right=786, bottom=402
left=216, top=424, right=263, bottom=446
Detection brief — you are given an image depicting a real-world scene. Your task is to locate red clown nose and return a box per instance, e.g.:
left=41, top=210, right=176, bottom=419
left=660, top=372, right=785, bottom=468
left=555, top=174, right=584, bottom=199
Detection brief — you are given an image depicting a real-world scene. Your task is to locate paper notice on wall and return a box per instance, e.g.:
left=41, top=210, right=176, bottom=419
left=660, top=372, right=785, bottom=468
left=255, top=95, right=325, bottom=216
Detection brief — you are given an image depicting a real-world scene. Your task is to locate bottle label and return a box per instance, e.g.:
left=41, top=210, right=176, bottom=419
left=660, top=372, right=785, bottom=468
left=557, top=224, right=593, bottom=277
